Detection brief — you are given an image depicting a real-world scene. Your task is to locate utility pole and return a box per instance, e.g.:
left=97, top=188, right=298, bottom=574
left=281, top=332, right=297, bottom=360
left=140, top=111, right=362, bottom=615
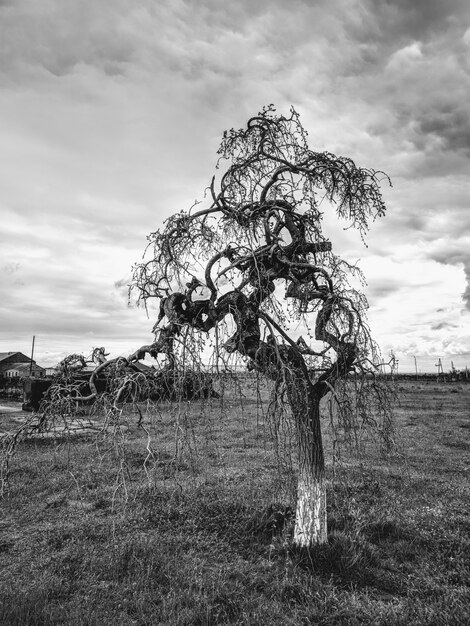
left=29, top=335, right=35, bottom=376
left=435, top=358, right=442, bottom=382
left=413, top=355, right=418, bottom=380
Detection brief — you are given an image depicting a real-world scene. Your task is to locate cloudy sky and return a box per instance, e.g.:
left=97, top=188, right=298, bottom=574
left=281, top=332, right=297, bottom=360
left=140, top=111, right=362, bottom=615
left=1, top=0, right=469, bottom=372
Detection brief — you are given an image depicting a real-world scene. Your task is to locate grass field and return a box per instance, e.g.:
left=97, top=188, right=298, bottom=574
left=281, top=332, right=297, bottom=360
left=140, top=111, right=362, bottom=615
left=0, top=379, right=469, bottom=625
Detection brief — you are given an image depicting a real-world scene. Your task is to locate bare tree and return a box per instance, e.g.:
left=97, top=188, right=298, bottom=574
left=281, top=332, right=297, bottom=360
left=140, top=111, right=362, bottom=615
left=126, top=106, right=390, bottom=547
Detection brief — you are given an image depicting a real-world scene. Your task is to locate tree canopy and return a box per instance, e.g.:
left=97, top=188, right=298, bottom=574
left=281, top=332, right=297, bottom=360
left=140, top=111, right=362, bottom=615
left=6, top=107, right=393, bottom=546
left=130, top=105, right=390, bottom=393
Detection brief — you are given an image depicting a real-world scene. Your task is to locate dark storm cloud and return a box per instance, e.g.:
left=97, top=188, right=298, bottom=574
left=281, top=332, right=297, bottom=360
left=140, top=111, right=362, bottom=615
left=1, top=0, right=469, bottom=367
left=458, top=261, right=470, bottom=310
left=0, top=1, right=135, bottom=78
left=370, top=0, right=470, bottom=42
left=331, top=1, right=470, bottom=185
left=431, top=321, right=458, bottom=331
left=415, top=107, right=470, bottom=155
left=427, top=240, right=470, bottom=310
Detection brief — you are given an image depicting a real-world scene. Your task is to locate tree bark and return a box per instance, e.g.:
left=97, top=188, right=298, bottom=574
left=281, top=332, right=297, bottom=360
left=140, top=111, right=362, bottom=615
left=294, top=468, right=327, bottom=546
left=286, top=374, right=328, bottom=546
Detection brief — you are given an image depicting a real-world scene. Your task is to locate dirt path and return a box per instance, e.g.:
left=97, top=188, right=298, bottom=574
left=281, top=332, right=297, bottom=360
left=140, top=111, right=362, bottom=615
left=0, top=404, right=23, bottom=413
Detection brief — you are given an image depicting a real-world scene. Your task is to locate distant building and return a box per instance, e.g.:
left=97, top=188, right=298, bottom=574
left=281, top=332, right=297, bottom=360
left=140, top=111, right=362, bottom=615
left=0, top=352, right=46, bottom=378
left=133, top=361, right=155, bottom=374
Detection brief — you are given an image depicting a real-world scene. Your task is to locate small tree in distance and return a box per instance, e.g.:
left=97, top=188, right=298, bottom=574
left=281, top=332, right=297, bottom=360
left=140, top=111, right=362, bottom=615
left=130, top=106, right=392, bottom=547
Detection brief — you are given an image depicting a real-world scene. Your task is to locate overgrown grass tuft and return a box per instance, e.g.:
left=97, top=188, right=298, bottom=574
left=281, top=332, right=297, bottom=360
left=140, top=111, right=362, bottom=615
left=1, top=380, right=469, bottom=624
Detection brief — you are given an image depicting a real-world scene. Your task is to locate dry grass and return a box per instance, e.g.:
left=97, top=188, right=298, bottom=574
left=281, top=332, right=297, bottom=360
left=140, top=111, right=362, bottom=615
left=0, top=378, right=469, bottom=625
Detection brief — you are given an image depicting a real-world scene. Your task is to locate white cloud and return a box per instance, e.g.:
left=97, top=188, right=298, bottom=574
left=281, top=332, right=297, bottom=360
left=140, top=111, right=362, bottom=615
left=0, top=0, right=469, bottom=371
left=386, top=41, right=423, bottom=71
left=463, top=26, right=470, bottom=45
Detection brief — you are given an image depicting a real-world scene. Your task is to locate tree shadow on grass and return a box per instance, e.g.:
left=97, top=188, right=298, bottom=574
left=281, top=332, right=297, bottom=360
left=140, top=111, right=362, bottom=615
left=137, top=487, right=418, bottom=597
left=289, top=519, right=417, bottom=596
left=191, top=496, right=410, bottom=598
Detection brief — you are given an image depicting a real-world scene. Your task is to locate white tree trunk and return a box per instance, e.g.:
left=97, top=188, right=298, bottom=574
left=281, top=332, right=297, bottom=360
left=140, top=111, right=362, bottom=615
left=293, top=471, right=327, bottom=546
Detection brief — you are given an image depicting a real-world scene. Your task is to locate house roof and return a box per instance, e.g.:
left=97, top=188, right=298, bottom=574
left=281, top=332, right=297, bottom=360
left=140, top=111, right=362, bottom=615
left=4, top=363, right=45, bottom=374
left=133, top=361, right=154, bottom=373
left=0, top=352, right=23, bottom=362
left=0, top=353, right=47, bottom=374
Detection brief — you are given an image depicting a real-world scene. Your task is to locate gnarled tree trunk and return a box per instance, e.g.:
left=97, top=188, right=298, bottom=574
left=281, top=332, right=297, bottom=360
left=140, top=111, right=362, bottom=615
left=293, top=402, right=327, bottom=545
left=286, top=373, right=327, bottom=546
